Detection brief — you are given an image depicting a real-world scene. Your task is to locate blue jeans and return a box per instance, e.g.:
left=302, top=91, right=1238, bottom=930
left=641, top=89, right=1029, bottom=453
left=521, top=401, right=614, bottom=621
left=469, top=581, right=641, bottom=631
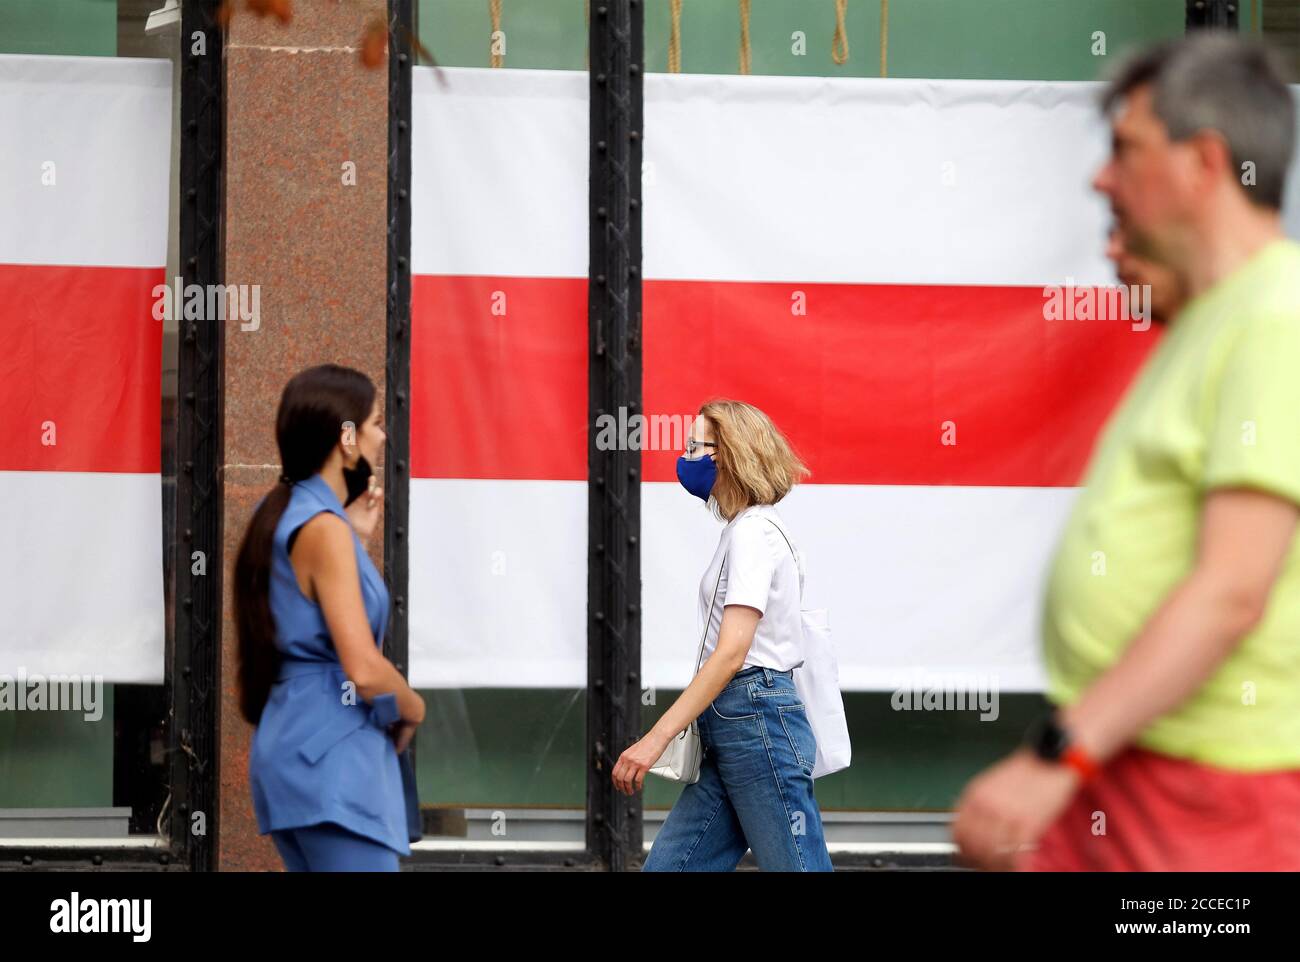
left=271, top=821, right=401, bottom=872
left=644, top=666, right=834, bottom=872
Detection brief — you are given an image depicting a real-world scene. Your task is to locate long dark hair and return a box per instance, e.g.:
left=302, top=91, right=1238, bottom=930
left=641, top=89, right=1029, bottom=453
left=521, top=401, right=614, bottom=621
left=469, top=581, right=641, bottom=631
left=234, top=364, right=377, bottom=724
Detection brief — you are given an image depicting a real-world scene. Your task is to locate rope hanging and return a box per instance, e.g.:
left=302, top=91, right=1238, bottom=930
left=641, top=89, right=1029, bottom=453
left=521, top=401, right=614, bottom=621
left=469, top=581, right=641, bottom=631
left=489, top=0, right=503, bottom=68
left=738, top=0, right=751, bottom=75
left=880, top=0, right=889, bottom=77
left=668, top=0, right=683, bottom=73
left=831, top=0, right=849, bottom=66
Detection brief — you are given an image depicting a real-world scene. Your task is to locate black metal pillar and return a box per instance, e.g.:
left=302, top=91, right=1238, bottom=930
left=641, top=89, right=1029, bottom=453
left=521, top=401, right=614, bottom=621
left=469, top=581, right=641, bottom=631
left=1187, top=0, right=1240, bottom=30
left=385, top=1, right=412, bottom=689
left=171, top=0, right=225, bottom=871
left=586, top=0, right=645, bottom=871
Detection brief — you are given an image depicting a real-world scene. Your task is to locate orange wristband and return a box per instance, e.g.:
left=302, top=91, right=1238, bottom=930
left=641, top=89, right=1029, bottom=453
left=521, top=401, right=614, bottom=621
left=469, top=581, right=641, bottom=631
left=1062, top=744, right=1101, bottom=783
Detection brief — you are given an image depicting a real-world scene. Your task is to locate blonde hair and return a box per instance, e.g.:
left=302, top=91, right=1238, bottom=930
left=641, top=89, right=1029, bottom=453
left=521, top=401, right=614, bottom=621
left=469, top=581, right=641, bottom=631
left=698, top=399, right=809, bottom=521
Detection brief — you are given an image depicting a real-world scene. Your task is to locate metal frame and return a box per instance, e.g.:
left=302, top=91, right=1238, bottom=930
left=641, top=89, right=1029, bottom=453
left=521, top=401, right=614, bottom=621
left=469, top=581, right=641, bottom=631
left=400, top=849, right=955, bottom=872
left=396, top=0, right=648, bottom=872
left=388, top=0, right=604, bottom=871
left=1187, top=0, right=1240, bottom=30
left=0, top=0, right=225, bottom=872
left=380, top=0, right=590, bottom=873
left=167, top=0, right=226, bottom=874
left=385, top=0, right=413, bottom=698
left=584, top=0, right=645, bottom=872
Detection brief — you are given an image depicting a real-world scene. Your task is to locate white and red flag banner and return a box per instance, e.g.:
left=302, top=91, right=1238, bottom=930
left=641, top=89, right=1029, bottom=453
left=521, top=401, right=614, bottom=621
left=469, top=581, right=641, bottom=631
left=6, top=59, right=1290, bottom=691
left=411, top=67, right=1300, bottom=693
left=0, top=54, right=172, bottom=683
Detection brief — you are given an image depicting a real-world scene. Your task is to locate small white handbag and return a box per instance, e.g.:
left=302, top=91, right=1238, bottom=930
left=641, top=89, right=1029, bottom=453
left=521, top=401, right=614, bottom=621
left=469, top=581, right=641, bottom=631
left=765, top=519, right=852, bottom=779
left=648, top=553, right=726, bottom=784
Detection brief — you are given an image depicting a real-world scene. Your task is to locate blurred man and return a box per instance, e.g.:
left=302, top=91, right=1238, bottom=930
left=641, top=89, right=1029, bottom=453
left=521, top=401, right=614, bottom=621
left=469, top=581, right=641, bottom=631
left=953, top=32, right=1300, bottom=871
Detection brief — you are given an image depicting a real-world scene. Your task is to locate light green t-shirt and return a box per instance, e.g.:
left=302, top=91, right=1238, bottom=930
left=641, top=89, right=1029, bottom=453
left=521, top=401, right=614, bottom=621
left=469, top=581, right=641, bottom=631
left=1042, top=237, right=1300, bottom=771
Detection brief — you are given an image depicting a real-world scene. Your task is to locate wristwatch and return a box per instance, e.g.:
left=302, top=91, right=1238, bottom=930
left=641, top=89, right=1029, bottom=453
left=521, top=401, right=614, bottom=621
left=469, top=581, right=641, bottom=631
left=1024, top=712, right=1100, bottom=783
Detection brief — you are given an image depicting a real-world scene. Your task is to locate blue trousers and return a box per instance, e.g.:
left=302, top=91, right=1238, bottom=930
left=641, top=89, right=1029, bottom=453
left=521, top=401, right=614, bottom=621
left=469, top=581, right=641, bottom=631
left=643, top=666, right=834, bottom=872
left=271, top=821, right=401, bottom=872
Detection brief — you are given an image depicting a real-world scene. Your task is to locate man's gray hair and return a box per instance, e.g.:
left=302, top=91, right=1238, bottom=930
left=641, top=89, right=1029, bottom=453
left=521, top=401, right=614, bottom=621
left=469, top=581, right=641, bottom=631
left=1102, top=32, right=1295, bottom=210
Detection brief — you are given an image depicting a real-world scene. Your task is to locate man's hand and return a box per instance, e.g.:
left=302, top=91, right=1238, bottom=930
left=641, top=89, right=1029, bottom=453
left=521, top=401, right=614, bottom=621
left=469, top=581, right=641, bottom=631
left=345, top=481, right=383, bottom=541
left=951, top=748, right=1080, bottom=871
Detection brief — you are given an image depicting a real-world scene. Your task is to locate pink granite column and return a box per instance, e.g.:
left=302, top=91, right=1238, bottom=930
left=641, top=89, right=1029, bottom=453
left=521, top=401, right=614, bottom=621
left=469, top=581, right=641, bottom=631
left=218, top=0, right=390, bottom=871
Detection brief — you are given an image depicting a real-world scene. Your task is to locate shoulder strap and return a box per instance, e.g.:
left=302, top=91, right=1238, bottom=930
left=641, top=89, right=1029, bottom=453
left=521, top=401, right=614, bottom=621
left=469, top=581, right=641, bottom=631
left=693, top=552, right=727, bottom=674
left=763, top=517, right=804, bottom=602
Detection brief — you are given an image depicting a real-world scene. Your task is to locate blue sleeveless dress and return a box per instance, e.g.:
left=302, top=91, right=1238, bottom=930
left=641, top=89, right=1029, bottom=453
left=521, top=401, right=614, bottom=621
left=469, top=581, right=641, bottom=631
left=248, top=472, right=409, bottom=856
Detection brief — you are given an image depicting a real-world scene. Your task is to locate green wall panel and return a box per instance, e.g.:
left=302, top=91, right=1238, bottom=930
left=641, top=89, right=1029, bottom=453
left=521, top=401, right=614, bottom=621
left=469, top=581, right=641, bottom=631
left=415, top=688, right=587, bottom=807
left=0, top=685, right=114, bottom=808
left=418, top=0, right=1198, bottom=80
left=645, top=691, right=1050, bottom=811
left=411, top=687, right=1048, bottom=811
left=0, top=0, right=118, bottom=57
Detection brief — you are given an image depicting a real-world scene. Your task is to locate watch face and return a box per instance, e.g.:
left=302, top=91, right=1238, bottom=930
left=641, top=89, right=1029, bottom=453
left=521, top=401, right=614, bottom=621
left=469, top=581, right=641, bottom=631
left=1032, top=715, right=1069, bottom=761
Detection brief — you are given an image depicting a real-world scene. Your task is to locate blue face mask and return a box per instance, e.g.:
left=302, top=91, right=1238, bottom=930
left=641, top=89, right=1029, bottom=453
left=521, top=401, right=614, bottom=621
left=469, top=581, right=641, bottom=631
left=676, top=454, right=717, bottom=502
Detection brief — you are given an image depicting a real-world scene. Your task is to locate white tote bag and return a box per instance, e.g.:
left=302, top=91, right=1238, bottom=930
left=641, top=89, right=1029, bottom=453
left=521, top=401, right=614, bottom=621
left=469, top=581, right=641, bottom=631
left=766, top=520, right=852, bottom=779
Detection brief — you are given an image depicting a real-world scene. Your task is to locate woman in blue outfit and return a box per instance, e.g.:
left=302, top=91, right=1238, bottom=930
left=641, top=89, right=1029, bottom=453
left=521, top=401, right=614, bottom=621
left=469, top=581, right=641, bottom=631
left=235, top=364, right=425, bottom=872
left=614, top=399, right=833, bottom=872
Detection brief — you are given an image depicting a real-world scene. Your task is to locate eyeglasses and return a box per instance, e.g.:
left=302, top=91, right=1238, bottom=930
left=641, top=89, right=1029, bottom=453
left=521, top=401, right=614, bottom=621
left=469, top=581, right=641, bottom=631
left=685, top=438, right=716, bottom=458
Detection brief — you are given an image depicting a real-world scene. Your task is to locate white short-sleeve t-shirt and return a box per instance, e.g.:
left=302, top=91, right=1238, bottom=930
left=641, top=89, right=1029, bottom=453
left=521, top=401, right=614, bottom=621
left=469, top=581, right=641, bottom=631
left=697, top=503, right=806, bottom=672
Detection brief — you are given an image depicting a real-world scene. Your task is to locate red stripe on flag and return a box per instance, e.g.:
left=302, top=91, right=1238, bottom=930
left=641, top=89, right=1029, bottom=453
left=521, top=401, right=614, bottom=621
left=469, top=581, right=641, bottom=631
left=644, top=280, right=1157, bottom=486
left=0, top=264, right=163, bottom=473
left=412, top=274, right=589, bottom=481
left=412, top=275, right=1158, bottom=485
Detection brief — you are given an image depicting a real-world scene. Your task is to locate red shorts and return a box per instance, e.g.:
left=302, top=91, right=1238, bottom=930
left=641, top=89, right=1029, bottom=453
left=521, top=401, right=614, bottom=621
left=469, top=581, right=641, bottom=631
left=1021, top=746, right=1300, bottom=871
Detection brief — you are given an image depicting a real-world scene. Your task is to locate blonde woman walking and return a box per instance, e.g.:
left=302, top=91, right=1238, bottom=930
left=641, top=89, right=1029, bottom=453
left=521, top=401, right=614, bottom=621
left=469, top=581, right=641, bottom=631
left=614, top=399, right=833, bottom=872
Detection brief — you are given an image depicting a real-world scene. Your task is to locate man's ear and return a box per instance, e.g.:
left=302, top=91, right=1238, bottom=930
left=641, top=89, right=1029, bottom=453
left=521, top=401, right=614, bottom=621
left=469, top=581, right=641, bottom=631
left=1189, top=128, right=1234, bottom=193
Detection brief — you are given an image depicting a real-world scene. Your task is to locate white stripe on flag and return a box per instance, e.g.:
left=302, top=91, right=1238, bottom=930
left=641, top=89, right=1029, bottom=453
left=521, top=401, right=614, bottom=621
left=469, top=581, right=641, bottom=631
left=413, top=67, right=587, bottom=279
left=412, top=68, right=1300, bottom=283
left=2, top=471, right=164, bottom=683
left=411, top=67, right=1120, bottom=285
left=410, top=478, right=587, bottom=689
left=410, top=477, right=1065, bottom=690
left=643, top=73, right=1115, bottom=286
left=0, top=54, right=172, bottom=269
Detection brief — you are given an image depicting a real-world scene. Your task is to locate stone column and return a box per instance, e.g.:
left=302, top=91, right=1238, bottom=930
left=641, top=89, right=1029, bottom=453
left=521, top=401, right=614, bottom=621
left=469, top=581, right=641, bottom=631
left=218, top=0, right=389, bottom=871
